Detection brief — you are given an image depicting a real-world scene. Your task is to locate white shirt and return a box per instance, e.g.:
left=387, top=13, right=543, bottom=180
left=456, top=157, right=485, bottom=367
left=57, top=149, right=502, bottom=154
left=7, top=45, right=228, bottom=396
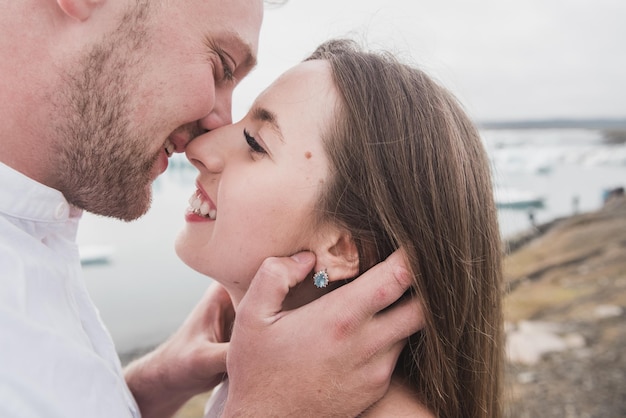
left=0, top=163, right=140, bottom=418
left=203, top=379, right=229, bottom=418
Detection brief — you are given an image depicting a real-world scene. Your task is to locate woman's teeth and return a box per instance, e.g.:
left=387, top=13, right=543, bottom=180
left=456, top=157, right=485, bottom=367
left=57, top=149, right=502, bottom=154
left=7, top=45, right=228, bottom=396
left=188, top=193, right=216, bottom=219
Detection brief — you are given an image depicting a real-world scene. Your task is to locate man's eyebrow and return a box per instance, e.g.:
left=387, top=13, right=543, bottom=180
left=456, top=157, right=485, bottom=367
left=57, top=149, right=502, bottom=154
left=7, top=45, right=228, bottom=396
left=252, top=106, right=284, bottom=142
left=224, top=30, right=257, bottom=70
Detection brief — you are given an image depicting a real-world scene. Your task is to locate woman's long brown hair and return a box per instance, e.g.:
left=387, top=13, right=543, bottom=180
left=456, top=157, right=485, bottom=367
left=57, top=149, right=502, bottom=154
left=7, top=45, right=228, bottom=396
left=308, top=40, right=503, bottom=418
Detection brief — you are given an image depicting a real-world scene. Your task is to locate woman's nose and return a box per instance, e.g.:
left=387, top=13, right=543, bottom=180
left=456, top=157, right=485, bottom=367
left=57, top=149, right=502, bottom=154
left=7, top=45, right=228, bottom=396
left=185, top=130, right=226, bottom=174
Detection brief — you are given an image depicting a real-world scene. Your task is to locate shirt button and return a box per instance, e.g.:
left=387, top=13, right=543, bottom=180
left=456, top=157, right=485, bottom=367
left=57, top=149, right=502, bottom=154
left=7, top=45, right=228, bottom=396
left=55, top=202, right=69, bottom=219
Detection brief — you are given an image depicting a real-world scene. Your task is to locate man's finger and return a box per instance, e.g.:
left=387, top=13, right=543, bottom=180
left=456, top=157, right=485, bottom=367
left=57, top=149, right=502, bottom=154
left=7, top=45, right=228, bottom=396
left=372, top=296, right=425, bottom=342
left=326, top=249, right=412, bottom=321
left=239, top=252, right=316, bottom=320
left=197, top=282, right=233, bottom=324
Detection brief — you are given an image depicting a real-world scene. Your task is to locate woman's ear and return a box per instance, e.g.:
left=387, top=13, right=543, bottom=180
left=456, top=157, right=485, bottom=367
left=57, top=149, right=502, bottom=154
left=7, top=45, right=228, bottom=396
left=313, top=227, right=359, bottom=282
left=57, top=0, right=104, bottom=21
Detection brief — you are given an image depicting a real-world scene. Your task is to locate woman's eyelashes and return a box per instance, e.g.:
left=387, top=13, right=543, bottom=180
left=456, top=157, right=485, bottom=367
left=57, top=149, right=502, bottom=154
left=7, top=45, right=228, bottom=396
left=243, top=129, right=267, bottom=155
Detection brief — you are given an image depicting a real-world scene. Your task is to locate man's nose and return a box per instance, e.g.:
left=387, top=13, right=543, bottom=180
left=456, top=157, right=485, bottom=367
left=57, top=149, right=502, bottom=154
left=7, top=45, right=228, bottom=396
left=169, top=124, right=201, bottom=152
left=199, top=88, right=233, bottom=131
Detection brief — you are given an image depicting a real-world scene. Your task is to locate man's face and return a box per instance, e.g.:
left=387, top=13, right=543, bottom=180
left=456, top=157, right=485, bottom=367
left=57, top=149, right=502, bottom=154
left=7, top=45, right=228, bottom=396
left=53, top=0, right=262, bottom=221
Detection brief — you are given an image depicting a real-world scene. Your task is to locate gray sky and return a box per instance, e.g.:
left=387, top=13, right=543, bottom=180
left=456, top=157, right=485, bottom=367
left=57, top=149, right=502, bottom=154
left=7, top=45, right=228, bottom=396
left=233, top=0, right=626, bottom=122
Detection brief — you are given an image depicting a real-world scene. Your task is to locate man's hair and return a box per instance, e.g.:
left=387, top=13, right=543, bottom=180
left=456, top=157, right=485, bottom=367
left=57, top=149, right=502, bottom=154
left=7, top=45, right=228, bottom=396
left=307, top=39, right=504, bottom=418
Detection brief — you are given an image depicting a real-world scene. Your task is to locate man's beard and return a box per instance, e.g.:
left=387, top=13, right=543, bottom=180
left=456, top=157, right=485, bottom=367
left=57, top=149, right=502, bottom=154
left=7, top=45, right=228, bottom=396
left=53, top=2, right=157, bottom=221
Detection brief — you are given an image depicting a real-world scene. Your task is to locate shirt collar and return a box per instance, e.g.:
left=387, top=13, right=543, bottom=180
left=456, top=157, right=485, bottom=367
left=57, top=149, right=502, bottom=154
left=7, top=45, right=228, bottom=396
left=0, top=162, right=83, bottom=222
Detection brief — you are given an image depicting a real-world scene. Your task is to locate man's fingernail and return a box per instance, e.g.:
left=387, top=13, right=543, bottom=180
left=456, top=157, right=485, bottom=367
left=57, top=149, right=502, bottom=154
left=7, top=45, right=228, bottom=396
left=291, top=251, right=315, bottom=264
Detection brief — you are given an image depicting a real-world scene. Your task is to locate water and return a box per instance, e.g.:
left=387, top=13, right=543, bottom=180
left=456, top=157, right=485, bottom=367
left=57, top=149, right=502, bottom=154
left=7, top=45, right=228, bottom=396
left=78, top=128, right=626, bottom=355
left=486, top=128, right=626, bottom=237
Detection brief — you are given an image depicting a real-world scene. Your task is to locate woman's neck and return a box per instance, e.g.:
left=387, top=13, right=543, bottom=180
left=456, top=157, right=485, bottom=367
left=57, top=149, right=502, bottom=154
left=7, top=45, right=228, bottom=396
left=360, top=373, right=434, bottom=417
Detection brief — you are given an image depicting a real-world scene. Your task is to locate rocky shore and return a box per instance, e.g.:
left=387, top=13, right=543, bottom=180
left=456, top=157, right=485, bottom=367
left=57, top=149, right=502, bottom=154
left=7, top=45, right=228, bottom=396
left=503, top=193, right=626, bottom=417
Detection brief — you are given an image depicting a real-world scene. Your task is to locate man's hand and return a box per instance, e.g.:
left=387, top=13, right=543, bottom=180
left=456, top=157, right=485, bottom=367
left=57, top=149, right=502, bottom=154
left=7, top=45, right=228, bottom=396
left=222, top=250, right=424, bottom=418
left=124, top=282, right=234, bottom=418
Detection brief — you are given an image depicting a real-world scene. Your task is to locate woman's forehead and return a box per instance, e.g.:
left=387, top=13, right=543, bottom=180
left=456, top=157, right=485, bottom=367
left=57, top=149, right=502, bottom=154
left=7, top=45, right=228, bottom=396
left=253, top=61, right=338, bottom=136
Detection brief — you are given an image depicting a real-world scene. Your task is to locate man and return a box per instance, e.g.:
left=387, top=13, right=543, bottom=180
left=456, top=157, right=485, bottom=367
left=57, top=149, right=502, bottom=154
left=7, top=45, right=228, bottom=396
left=0, top=0, right=422, bottom=417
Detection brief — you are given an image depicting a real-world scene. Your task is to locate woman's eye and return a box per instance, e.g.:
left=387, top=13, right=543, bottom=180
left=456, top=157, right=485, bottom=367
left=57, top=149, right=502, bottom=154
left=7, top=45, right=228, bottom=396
left=244, top=129, right=266, bottom=154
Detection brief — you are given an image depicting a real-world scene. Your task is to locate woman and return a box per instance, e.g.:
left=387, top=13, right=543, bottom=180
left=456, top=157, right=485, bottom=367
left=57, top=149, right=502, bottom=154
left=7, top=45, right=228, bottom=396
left=176, top=39, right=503, bottom=417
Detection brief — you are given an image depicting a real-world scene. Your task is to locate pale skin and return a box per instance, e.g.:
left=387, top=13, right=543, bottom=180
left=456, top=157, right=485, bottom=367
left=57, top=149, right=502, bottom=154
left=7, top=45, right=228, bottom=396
left=176, top=61, right=430, bottom=416
left=1, top=0, right=422, bottom=417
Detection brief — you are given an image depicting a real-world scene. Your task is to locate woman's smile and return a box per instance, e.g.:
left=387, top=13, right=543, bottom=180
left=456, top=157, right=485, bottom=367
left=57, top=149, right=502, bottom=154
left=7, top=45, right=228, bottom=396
left=186, top=182, right=217, bottom=221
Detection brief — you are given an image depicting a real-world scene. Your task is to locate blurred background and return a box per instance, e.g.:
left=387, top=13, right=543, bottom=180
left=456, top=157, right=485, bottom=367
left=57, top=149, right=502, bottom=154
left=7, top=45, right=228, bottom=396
left=78, top=0, right=626, bottom=364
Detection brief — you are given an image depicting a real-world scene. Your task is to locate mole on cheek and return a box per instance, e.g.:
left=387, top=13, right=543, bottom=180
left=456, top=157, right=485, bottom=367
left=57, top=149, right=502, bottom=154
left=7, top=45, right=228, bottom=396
left=304, top=151, right=312, bottom=159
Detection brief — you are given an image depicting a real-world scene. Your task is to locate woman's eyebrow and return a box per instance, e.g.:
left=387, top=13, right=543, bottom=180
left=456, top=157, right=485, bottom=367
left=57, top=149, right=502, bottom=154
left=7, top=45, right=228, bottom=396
left=252, top=106, right=284, bottom=143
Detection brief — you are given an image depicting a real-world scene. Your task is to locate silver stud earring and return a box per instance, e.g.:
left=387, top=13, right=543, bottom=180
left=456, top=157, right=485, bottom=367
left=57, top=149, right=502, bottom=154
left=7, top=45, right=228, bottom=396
left=313, top=269, right=329, bottom=288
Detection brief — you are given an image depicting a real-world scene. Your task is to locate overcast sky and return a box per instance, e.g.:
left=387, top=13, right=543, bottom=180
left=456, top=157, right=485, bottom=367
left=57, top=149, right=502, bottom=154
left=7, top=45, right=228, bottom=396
left=232, top=0, right=626, bottom=122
